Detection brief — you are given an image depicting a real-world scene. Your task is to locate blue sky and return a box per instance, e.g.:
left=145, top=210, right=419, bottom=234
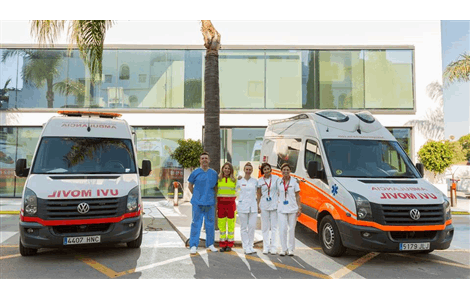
left=441, top=20, right=470, bottom=140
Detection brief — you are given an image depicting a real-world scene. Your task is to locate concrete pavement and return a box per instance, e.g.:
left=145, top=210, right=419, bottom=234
left=2, top=195, right=469, bottom=249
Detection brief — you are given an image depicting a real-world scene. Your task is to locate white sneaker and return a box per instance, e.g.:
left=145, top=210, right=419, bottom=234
left=207, top=245, right=218, bottom=252
left=244, top=248, right=255, bottom=255
left=263, top=249, right=269, bottom=255
left=269, top=249, right=277, bottom=255
left=287, top=250, right=294, bottom=256
left=190, top=246, right=197, bottom=254
left=279, top=251, right=286, bottom=256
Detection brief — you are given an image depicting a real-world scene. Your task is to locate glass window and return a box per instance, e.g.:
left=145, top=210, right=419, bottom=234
left=387, top=127, right=412, bottom=156
left=318, top=50, right=364, bottom=109
left=304, top=139, right=323, bottom=169
left=14, top=127, right=41, bottom=196
left=266, top=50, right=302, bottom=108
left=364, top=50, right=413, bottom=109
left=1, top=49, right=21, bottom=109
left=134, top=127, right=184, bottom=198
left=323, top=139, right=419, bottom=178
left=0, top=48, right=414, bottom=110
left=276, top=138, right=301, bottom=173
left=0, top=127, right=17, bottom=197
left=217, top=50, right=265, bottom=108
left=0, top=127, right=41, bottom=197
left=32, top=137, right=137, bottom=174
left=217, top=127, right=266, bottom=177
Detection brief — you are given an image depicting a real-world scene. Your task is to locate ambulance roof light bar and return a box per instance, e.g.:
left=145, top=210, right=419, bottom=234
left=57, top=111, right=122, bottom=119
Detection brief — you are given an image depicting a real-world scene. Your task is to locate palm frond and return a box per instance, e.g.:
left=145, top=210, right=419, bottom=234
left=68, top=20, right=114, bottom=82
left=443, top=53, right=470, bottom=85
left=53, top=79, right=85, bottom=97
left=30, top=20, right=65, bottom=46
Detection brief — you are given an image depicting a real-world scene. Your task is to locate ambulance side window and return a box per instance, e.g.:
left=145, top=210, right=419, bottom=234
left=304, top=139, right=323, bottom=169
left=276, top=138, right=301, bottom=173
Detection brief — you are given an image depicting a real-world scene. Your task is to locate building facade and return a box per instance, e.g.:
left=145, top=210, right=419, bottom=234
left=0, top=21, right=443, bottom=197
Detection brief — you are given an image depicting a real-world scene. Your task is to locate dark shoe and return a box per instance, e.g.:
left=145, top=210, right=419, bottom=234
left=219, top=247, right=225, bottom=252
left=225, top=247, right=231, bottom=252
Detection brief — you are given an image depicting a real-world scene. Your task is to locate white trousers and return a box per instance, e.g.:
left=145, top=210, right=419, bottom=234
left=260, top=209, right=278, bottom=252
left=238, top=212, right=257, bottom=251
left=278, top=212, right=297, bottom=252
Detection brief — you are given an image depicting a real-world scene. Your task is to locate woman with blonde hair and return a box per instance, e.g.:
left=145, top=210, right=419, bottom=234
left=237, top=162, right=258, bottom=254
left=217, top=162, right=237, bottom=252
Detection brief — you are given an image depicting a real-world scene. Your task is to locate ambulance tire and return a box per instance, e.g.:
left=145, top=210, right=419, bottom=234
left=127, top=225, right=143, bottom=248
left=19, top=240, right=37, bottom=256
left=319, top=216, right=346, bottom=257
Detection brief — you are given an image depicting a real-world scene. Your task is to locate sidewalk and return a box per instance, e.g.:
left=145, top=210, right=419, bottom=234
left=151, top=198, right=263, bottom=248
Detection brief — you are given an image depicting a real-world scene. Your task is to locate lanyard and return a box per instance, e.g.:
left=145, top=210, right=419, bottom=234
left=283, top=178, right=290, bottom=199
left=263, top=176, right=272, bottom=197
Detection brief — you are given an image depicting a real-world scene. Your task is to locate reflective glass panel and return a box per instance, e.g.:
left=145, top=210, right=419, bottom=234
left=14, top=127, right=41, bottom=196
left=0, top=127, right=17, bottom=197
left=0, top=49, right=21, bottom=109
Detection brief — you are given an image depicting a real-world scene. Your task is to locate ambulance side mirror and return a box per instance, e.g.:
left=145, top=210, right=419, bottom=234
left=139, top=160, right=151, bottom=177
left=307, top=161, right=324, bottom=180
left=15, top=159, right=29, bottom=177
left=416, top=163, right=424, bottom=177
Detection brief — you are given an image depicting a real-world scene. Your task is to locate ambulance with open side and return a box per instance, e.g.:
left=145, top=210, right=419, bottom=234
left=260, top=110, right=453, bottom=257
left=15, top=111, right=151, bottom=256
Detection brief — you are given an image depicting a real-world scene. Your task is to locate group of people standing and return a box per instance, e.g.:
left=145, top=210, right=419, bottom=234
left=188, top=152, right=301, bottom=256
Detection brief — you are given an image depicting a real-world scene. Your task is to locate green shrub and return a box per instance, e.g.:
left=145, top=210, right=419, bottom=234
left=417, top=140, right=453, bottom=176
left=171, top=139, right=204, bottom=169
left=458, top=134, right=470, bottom=161
left=448, top=140, right=466, bottom=164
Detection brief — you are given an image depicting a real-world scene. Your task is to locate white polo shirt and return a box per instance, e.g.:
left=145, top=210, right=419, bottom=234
left=277, top=177, right=300, bottom=214
left=236, top=177, right=258, bottom=213
left=257, top=174, right=280, bottom=211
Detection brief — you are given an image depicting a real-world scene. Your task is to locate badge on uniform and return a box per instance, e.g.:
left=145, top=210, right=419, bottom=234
left=283, top=200, right=288, bottom=205
left=267, top=197, right=272, bottom=201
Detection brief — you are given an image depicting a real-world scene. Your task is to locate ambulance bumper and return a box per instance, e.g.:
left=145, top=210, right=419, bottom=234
left=19, top=216, right=142, bottom=249
left=336, top=220, right=454, bottom=252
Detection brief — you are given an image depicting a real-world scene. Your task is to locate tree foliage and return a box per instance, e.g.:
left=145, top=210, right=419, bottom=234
left=170, top=139, right=204, bottom=169
left=443, top=53, right=470, bottom=85
left=458, top=134, right=470, bottom=161
left=448, top=140, right=467, bottom=164
left=417, top=140, right=453, bottom=176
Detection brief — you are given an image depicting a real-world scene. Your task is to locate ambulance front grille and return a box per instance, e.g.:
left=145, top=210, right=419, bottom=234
left=371, top=204, right=445, bottom=226
left=41, top=197, right=122, bottom=220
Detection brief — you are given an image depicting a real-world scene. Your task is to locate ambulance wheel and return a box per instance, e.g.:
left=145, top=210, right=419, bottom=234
left=127, top=225, right=143, bottom=248
left=19, top=240, right=37, bottom=256
left=319, top=215, right=346, bottom=257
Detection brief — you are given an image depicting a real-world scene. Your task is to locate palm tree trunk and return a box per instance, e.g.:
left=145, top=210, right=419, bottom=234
left=46, top=77, right=54, bottom=108
left=201, top=20, right=221, bottom=233
left=201, top=20, right=221, bottom=173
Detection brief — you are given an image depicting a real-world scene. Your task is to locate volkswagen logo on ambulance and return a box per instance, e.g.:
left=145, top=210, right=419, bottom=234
left=410, top=208, right=421, bottom=221
left=77, top=203, right=90, bottom=214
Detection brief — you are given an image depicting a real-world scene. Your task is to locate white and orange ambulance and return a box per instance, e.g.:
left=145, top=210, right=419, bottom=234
left=15, top=111, right=151, bottom=256
left=261, top=110, right=453, bottom=257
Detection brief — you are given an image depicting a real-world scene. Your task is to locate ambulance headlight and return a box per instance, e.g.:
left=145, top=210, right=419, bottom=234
left=443, top=196, right=451, bottom=220
left=23, top=188, right=38, bottom=216
left=351, top=192, right=373, bottom=221
left=127, top=186, right=139, bottom=212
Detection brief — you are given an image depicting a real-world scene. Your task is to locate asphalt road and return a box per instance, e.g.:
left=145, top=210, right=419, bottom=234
left=1, top=210, right=469, bottom=280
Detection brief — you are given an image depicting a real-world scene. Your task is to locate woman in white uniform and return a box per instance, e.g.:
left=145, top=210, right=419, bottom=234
left=237, top=162, right=258, bottom=255
left=257, top=162, right=280, bottom=255
left=277, top=163, right=301, bottom=256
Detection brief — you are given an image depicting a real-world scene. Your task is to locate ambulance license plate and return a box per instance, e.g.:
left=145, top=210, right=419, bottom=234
left=399, top=242, right=430, bottom=251
left=63, top=235, right=101, bottom=245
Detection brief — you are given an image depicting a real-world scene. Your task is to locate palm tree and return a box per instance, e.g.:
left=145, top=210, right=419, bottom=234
left=0, top=78, right=12, bottom=109
left=31, top=20, right=222, bottom=165
left=30, top=20, right=114, bottom=83
left=443, top=53, right=470, bottom=85
left=2, top=49, right=64, bottom=108
left=53, top=79, right=86, bottom=107
left=201, top=20, right=221, bottom=173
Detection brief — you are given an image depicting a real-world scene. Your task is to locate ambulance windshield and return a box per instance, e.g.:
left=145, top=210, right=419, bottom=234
left=32, top=137, right=136, bottom=174
left=323, top=139, right=420, bottom=178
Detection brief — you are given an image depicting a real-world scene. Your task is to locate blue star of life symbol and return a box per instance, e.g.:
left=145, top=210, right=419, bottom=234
left=331, top=184, right=338, bottom=196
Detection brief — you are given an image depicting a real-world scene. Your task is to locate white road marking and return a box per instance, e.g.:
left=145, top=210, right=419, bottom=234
left=132, top=250, right=207, bottom=273
left=0, top=232, right=17, bottom=244
left=141, top=231, right=185, bottom=248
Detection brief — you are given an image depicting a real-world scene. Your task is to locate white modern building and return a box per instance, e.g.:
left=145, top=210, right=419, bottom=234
left=0, top=20, right=444, bottom=197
